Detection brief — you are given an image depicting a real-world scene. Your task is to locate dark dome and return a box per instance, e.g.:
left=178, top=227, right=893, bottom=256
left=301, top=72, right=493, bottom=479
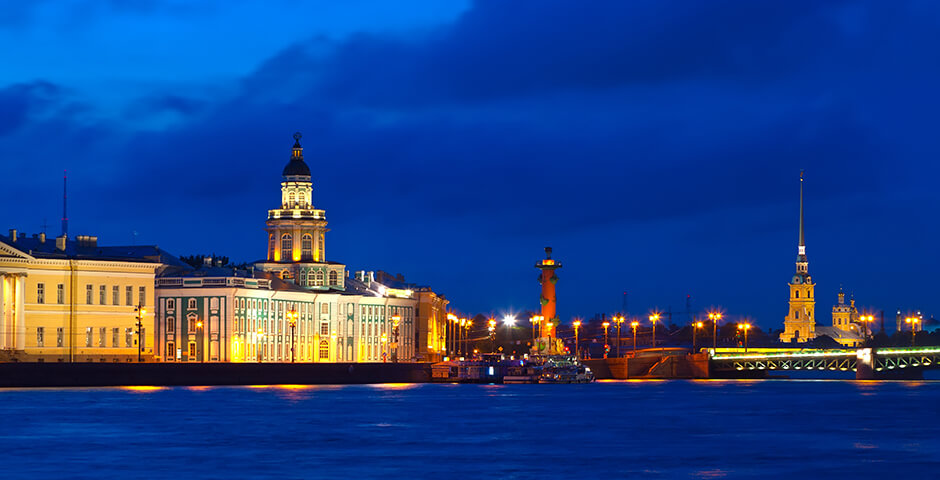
left=282, top=132, right=311, bottom=177
left=282, top=158, right=311, bottom=177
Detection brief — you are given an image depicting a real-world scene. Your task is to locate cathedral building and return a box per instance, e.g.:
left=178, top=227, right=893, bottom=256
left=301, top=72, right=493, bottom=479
left=780, top=173, right=816, bottom=343
left=153, top=133, right=449, bottom=363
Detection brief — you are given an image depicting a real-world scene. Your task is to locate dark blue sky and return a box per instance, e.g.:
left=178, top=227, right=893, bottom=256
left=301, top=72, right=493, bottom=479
left=2, top=1, right=939, bottom=329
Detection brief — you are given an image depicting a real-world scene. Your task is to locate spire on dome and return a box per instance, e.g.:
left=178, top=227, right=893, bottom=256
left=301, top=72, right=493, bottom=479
left=282, top=131, right=311, bottom=177
left=799, top=170, right=805, bottom=250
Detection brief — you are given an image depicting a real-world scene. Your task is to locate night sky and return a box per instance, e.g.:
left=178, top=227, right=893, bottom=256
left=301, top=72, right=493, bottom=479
left=2, top=1, right=939, bottom=330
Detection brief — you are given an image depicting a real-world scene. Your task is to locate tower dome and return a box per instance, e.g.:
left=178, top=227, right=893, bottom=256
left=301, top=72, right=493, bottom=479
left=282, top=132, right=311, bottom=178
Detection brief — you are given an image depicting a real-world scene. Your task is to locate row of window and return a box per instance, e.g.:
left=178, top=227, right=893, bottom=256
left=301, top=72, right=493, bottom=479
left=269, top=233, right=325, bottom=261
left=36, top=283, right=146, bottom=307
left=34, top=326, right=141, bottom=349
left=165, top=298, right=213, bottom=311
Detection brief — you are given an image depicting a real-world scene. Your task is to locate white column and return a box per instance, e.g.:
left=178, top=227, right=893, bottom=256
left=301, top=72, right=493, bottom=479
left=15, top=274, right=26, bottom=350
left=0, top=274, right=7, bottom=349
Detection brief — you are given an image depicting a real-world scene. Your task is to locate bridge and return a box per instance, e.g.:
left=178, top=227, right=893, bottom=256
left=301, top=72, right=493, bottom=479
left=709, top=346, right=940, bottom=379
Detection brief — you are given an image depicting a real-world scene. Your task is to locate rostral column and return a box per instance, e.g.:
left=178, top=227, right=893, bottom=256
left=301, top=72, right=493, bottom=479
left=536, top=247, right=561, bottom=349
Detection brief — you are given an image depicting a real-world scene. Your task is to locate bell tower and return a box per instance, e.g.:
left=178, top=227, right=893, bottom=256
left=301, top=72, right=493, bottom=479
left=780, top=171, right=816, bottom=343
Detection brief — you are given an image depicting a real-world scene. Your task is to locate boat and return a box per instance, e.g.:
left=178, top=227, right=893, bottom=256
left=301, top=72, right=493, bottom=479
left=538, top=355, right=595, bottom=383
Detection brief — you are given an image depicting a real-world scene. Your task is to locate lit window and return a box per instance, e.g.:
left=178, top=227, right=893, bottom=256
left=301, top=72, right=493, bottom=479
left=281, top=234, right=292, bottom=260
left=86, top=327, right=93, bottom=347
left=301, top=234, right=313, bottom=260
left=139, top=286, right=146, bottom=306
left=56, top=328, right=64, bottom=347
left=113, top=328, right=119, bottom=347
left=288, top=192, right=295, bottom=207
left=167, top=317, right=175, bottom=333
left=167, top=342, right=175, bottom=361
left=300, top=271, right=306, bottom=285
left=125, top=328, right=133, bottom=347
left=321, top=323, right=329, bottom=336
left=329, top=271, right=338, bottom=286
left=167, top=299, right=175, bottom=310
left=189, top=342, right=196, bottom=358
left=112, top=286, right=119, bottom=305
left=321, top=303, right=329, bottom=315
left=188, top=298, right=197, bottom=309
left=268, top=234, right=275, bottom=260
left=86, top=285, right=93, bottom=304
left=319, top=340, right=329, bottom=359
left=126, top=286, right=133, bottom=305
left=36, top=327, right=44, bottom=347
left=314, top=271, right=324, bottom=286
left=99, top=327, right=106, bottom=347
left=99, top=285, right=106, bottom=305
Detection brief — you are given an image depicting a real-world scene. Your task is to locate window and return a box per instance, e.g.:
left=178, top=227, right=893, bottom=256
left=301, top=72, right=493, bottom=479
left=37, top=283, right=44, bottom=304
left=126, top=286, right=133, bottom=305
left=113, top=328, right=119, bottom=347
left=99, top=327, right=106, bottom=347
left=167, top=317, right=175, bottom=333
left=319, top=341, right=329, bottom=360
left=57, top=284, right=64, bottom=304
left=329, top=271, right=338, bottom=285
left=210, top=298, right=219, bottom=310
left=288, top=192, right=295, bottom=206
left=268, top=234, right=275, bottom=260
left=125, top=328, right=133, bottom=347
left=314, top=271, right=324, bottom=286
left=99, top=285, right=106, bottom=305
left=57, top=328, right=63, bottom=347
left=302, top=234, right=313, bottom=260
left=168, top=299, right=176, bottom=310
left=86, top=284, right=93, bottom=304
left=188, top=315, right=197, bottom=333
left=320, top=323, right=329, bottom=336
left=795, top=311, right=800, bottom=320
left=321, top=303, right=329, bottom=315
left=795, top=291, right=799, bottom=298
left=188, top=298, right=197, bottom=309
left=36, top=327, right=44, bottom=347
left=86, top=327, right=93, bottom=347
left=112, top=286, right=119, bottom=305
left=139, top=286, right=146, bottom=306
left=300, top=271, right=307, bottom=285
left=188, top=342, right=196, bottom=358
left=281, top=234, right=293, bottom=260
left=167, top=342, right=175, bottom=360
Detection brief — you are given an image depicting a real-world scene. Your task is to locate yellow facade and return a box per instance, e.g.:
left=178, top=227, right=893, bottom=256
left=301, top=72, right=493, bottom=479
left=0, top=236, right=157, bottom=362
left=781, top=277, right=815, bottom=342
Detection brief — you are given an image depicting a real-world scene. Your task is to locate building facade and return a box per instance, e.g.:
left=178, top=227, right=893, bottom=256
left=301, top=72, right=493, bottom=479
left=815, top=289, right=864, bottom=347
left=153, top=134, right=445, bottom=363
left=0, top=232, right=158, bottom=362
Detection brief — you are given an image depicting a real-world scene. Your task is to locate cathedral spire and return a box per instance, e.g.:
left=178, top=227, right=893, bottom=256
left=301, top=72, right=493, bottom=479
left=798, top=170, right=805, bottom=254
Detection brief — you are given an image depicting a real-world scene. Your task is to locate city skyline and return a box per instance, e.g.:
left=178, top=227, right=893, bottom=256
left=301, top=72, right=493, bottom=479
left=2, top=1, right=940, bottom=328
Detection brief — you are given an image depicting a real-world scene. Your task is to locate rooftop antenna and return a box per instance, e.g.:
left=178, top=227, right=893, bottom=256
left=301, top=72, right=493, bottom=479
left=61, top=170, right=68, bottom=238
left=41, top=218, right=48, bottom=235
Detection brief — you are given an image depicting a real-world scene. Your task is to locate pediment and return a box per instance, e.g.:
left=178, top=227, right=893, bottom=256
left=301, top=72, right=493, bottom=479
left=0, top=242, right=33, bottom=260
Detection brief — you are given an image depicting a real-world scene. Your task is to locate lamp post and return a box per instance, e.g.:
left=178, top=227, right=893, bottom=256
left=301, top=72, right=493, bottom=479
left=692, top=320, right=703, bottom=352
left=546, top=320, right=554, bottom=355
left=447, top=313, right=458, bottom=358
left=737, top=322, right=752, bottom=352
left=649, top=313, right=660, bottom=348
left=860, top=314, right=874, bottom=342
left=488, top=318, right=496, bottom=353
left=708, top=312, right=722, bottom=350
left=572, top=320, right=582, bottom=359
left=602, top=321, right=610, bottom=359
left=503, top=315, right=515, bottom=355
left=381, top=332, right=388, bottom=362
left=630, top=320, right=639, bottom=354
left=134, top=304, right=146, bottom=362
left=465, top=319, right=473, bottom=356
left=256, top=328, right=264, bottom=363
left=391, top=315, right=401, bottom=363
left=905, top=316, right=920, bottom=347
left=615, top=315, right=624, bottom=358
left=195, top=320, right=204, bottom=363
left=287, top=308, right=298, bottom=363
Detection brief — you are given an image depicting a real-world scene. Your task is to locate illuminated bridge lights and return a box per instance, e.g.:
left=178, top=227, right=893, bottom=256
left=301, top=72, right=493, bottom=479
left=710, top=346, right=940, bottom=373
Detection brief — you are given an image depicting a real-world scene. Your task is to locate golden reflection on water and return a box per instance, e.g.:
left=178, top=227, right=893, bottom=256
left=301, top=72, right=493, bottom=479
left=371, top=383, right=418, bottom=390
left=119, top=386, right=165, bottom=392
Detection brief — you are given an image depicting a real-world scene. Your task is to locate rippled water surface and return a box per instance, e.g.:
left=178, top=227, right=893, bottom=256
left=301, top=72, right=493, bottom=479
left=1, top=380, right=938, bottom=479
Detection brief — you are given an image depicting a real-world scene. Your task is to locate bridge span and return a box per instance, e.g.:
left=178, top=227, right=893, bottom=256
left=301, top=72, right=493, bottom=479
left=709, top=346, right=940, bottom=380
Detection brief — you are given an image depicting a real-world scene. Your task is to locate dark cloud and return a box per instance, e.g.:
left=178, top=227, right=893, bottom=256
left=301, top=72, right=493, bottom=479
left=0, top=81, right=62, bottom=136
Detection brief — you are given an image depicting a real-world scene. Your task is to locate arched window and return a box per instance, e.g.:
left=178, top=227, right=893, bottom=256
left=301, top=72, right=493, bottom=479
left=268, top=234, right=275, bottom=260
left=319, top=340, right=329, bottom=360
left=314, top=270, right=324, bottom=286
left=187, top=298, right=197, bottom=309
left=795, top=291, right=799, bottom=298
left=281, top=269, right=292, bottom=280
left=299, top=271, right=307, bottom=285
left=280, top=234, right=292, bottom=260
left=329, top=271, right=338, bottom=286
left=299, top=193, right=306, bottom=207
left=288, top=192, right=295, bottom=207
left=301, top=234, right=313, bottom=260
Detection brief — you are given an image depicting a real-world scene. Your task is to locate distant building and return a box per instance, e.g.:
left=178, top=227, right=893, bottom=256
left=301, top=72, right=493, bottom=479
left=0, top=231, right=164, bottom=362
left=815, top=289, right=864, bottom=347
left=153, top=134, right=448, bottom=363
left=780, top=173, right=816, bottom=343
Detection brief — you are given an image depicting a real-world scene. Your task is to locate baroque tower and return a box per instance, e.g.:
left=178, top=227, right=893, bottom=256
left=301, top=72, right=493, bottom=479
left=256, top=133, right=345, bottom=290
left=780, top=171, right=816, bottom=343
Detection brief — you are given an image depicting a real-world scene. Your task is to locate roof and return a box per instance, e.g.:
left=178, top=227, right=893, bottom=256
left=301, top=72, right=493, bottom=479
left=282, top=157, right=311, bottom=177
left=0, top=234, right=183, bottom=265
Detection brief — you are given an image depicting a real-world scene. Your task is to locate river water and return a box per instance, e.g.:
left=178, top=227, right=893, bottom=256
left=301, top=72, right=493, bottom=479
left=1, top=380, right=937, bottom=479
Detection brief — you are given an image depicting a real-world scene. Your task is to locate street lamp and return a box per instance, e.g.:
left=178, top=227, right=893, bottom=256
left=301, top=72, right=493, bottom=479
left=602, top=321, right=610, bottom=358
left=630, top=320, right=639, bottom=354
left=905, top=316, right=921, bottom=347
left=572, top=319, right=582, bottom=359
left=381, top=332, right=388, bottom=362
left=287, top=308, right=298, bottom=363
left=502, top=315, right=515, bottom=355
left=614, top=315, right=624, bottom=358
left=737, top=322, right=752, bottom=352
left=860, top=314, right=874, bottom=341
left=708, top=311, right=722, bottom=350
left=545, top=320, right=554, bottom=354
left=692, top=320, right=704, bottom=352
left=649, top=313, right=660, bottom=348
left=134, top=304, right=146, bottom=363
left=195, top=320, right=204, bottom=363
left=391, top=315, right=401, bottom=363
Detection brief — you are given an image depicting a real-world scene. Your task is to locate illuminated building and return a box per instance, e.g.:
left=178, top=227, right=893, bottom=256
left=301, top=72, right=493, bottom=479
left=535, top=247, right=562, bottom=353
left=780, top=172, right=816, bottom=343
left=0, top=231, right=160, bottom=362
left=153, top=133, right=447, bottom=363
left=814, top=288, right=864, bottom=347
